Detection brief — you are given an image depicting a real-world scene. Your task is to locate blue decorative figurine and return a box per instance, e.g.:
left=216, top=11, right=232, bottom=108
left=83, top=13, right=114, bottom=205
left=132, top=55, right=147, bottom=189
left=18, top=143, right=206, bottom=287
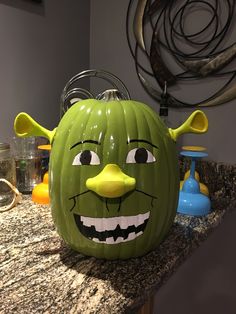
left=177, top=148, right=211, bottom=216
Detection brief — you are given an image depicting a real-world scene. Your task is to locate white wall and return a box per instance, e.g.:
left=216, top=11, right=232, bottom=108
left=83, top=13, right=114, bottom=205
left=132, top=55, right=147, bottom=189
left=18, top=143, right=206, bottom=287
left=0, top=0, right=90, bottom=143
left=90, top=0, right=236, bottom=164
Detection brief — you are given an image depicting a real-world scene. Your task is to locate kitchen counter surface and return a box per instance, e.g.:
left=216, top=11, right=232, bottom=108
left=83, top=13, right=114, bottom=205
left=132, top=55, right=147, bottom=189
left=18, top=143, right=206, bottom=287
left=0, top=160, right=235, bottom=314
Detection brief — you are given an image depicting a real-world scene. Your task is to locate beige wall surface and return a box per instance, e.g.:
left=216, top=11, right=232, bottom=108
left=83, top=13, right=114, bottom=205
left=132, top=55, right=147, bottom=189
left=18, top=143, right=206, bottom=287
left=0, top=0, right=90, bottom=143
left=90, top=0, right=236, bottom=164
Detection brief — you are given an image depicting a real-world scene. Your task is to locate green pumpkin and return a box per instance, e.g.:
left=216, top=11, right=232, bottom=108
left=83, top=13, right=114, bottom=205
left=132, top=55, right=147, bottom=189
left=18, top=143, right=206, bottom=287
left=14, top=90, right=208, bottom=259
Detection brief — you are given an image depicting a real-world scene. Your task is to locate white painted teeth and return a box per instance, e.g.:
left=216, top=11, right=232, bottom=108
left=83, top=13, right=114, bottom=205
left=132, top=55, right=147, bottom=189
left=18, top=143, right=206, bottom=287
left=92, top=231, right=144, bottom=244
left=80, top=212, right=150, bottom=232
left=80, top=212, right=150, bottom=244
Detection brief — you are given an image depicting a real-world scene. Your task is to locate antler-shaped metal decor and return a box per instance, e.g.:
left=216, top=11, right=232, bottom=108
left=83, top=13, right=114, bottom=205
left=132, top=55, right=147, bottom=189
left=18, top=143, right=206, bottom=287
left=126, top=0, right=236, bottom=108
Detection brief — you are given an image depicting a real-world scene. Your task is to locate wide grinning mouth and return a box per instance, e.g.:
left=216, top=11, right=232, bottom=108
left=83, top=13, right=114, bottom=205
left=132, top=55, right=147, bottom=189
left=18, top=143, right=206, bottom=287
left=74, top=212, right=150, bottom=244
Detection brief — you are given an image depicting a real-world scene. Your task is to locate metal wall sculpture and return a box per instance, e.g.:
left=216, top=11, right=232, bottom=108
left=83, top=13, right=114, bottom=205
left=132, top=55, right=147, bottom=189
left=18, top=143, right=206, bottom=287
left=126, top=0, right=236, bottom=109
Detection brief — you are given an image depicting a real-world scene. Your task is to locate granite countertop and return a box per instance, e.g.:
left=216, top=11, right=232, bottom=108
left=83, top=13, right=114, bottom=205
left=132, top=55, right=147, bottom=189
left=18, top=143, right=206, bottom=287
left=0, top=160, right=235, bottom=314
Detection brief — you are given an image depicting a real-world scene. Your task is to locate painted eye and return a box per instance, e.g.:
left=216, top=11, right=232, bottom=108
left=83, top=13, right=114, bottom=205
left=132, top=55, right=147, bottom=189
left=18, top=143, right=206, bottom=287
left=72, top=150, right=100, bottom=165
left=126, top=148, right=156, bottom=164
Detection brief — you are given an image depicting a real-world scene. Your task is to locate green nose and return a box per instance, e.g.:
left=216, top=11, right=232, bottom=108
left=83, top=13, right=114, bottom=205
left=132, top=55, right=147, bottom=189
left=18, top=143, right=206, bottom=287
left=86, top=164, right=136, bottom=198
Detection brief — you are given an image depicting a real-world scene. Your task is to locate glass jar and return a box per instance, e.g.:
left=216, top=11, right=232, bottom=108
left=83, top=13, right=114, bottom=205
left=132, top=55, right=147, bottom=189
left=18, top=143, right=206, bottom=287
left=13, top=137, right=42, bottom=194
left=0, top=143, right=16, bottom=206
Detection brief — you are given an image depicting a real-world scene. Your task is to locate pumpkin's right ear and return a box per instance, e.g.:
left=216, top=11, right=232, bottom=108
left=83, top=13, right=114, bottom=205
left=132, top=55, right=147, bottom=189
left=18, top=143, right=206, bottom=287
left=168, top=110, right=208, bottom=141
left=14, top=112, right=56, bottom=144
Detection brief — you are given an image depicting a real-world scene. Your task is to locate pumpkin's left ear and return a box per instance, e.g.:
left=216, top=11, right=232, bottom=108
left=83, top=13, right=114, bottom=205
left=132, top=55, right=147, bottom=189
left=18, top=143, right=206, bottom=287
left=14, top=112, right=56, bottom=143
left=168, top=110, right=208, bottom=141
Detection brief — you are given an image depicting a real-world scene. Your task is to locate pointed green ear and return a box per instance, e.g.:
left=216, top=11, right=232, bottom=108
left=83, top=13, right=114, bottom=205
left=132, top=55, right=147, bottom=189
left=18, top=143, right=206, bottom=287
left=14, top=112, right=56, bottom=143
left=169, top=110, right=208, bottom=141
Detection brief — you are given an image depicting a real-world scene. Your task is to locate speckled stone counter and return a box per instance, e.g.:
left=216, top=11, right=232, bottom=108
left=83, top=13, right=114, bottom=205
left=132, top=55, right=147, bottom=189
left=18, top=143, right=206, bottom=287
left=0, top=160, right=235, bottom=314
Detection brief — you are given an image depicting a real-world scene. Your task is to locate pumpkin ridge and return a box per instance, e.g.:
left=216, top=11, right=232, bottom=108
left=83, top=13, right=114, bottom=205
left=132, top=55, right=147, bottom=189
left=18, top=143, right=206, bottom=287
left=159, top=141, right=172, bottom=242
left=85, top=101, right=108, bottom=223
left=120, top=100, right=128, bottom=166
left=140, top=105, right=177, bottom=248
left=163, top=138, right=179, bottom=235
left=105, top=100, right=125, bottom=165
left=139, top=107, right=159, bottom=251
left=67, top=104, right=92, bottom=233
left=156, top=130, right=178, bottom=242
left=138, top=101, right=169, bottom=139
left=129, top=102, right=142, bottom=257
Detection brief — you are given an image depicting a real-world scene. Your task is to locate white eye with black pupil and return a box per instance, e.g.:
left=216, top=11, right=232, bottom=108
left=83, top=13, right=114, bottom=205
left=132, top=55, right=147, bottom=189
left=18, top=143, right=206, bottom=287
left=126, top=148, right=156, bottom=164
left=72, top=150, right=100, bottom=165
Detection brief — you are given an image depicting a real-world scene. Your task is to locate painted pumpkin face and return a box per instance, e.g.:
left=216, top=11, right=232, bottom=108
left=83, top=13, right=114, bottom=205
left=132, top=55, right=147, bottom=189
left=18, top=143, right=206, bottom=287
left=49, top=97, right=179, bottom=259
left=14, top=91, right=208, bottom=259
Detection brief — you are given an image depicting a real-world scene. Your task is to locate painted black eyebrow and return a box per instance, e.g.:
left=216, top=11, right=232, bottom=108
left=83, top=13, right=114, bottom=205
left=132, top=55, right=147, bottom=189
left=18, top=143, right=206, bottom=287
left=70, top=140, right=101, bottom=150
left=127, top=139, right=158, bottom=149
